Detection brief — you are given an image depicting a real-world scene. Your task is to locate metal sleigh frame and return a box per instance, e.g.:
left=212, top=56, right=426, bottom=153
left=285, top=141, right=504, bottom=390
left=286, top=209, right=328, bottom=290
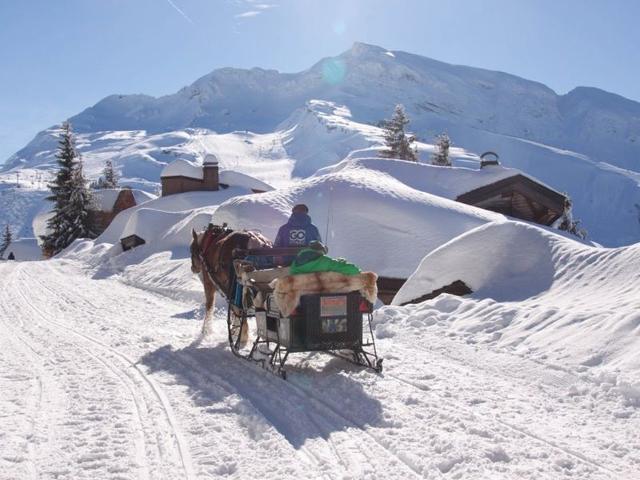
left=225, top=247, right=383, bottom=380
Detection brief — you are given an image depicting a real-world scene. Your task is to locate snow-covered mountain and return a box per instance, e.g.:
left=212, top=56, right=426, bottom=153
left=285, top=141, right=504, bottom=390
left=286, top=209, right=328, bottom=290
left=2, top=42, right=640, bottom=246
left=11, top=42, right=639, bottom=171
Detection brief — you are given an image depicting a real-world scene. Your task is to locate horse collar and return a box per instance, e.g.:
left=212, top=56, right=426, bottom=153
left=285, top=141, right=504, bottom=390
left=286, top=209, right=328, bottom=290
left=201, top=230, right=216, bottom=257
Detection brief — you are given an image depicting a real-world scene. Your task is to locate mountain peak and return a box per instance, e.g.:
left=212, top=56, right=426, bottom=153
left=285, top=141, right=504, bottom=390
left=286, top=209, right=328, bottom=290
left=345, top=42, right=389, bottom=58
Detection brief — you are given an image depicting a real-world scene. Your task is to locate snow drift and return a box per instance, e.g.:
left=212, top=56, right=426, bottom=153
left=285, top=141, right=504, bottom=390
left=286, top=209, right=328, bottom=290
left=213, top=159, right=503, bottom=278
left=388, top=221, right=640, bottom=376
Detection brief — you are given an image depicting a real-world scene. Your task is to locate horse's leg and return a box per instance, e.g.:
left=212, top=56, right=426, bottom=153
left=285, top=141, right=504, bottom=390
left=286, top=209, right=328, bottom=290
left=201, top=273, right=216, bottom=336
left=240, top=314, right=249, bottom=344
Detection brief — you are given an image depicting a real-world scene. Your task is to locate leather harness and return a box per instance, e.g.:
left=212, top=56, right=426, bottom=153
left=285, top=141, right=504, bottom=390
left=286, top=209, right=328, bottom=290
left=196, top=227, right=269, bottom=299
left=197, top=229, right=229, bottom=295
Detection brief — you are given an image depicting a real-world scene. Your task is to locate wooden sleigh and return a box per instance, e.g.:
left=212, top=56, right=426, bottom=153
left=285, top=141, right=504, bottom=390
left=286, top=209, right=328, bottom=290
left=226, top=247, right=383, bottom=379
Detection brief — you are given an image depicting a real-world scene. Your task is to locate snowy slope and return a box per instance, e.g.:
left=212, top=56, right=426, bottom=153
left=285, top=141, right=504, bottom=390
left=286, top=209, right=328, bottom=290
left=2, top=127, right=294, bottom=190
left=33, top=42, right=638, bottom=176
left=4, top=43, right=640, bottom=246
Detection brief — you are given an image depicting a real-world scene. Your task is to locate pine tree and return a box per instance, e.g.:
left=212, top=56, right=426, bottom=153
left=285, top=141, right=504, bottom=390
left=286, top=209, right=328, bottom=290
left=41, top=122, right=97, bottom=256
left=99, top=159, right=119, bottom=189
left=556, top=198, right=587, bottom=239
left=0, top=225, right=12, bottom=259
left=379, top=104, right=418, bottom=161
left=431, top=133, right=452, bottom=166
left=63, top=159, right=98, bottom=243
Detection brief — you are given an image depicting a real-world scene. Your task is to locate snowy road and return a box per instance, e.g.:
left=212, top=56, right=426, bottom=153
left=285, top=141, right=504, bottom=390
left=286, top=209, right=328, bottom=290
left=1, top=260, right=638, bottom=479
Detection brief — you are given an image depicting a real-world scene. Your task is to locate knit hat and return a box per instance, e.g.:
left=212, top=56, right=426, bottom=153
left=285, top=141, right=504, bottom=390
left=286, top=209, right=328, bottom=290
left=292, top=204, right=309, bottom=214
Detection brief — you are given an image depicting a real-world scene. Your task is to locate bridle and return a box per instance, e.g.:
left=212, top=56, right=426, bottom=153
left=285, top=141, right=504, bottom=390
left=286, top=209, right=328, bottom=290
left=192, top=225, right=230, bottom=294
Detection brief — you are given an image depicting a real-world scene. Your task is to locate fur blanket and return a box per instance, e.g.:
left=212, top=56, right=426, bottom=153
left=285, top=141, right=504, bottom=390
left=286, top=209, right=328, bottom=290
left=269, top=271, right=378, bottom=317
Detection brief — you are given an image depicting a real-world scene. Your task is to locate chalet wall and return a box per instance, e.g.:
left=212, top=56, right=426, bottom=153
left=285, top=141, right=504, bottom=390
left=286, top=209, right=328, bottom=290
left=161, top=165, right=219, bottom=196
left=113, top=189, right=136, bottom=214
left=162, top=176, right=207, bottom=196
left=92, top=189, right=139, bottom=235
left=456, top=174, right=566, bottom=226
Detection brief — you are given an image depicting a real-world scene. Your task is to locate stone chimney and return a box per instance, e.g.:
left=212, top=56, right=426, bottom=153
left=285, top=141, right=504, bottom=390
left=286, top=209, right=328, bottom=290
left=202, top=154, right=219, bottom=191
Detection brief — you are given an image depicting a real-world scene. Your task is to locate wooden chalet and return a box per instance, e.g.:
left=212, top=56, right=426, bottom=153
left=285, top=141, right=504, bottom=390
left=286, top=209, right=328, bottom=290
left=91, top=188, right=155, bottom=235
left=161, top=155, right=273, bottom=197
left=161, top=157, right=220, bottom=197
left=456, top=174, right=567, bottom=226
left=370, top=154, right=569, bottom=304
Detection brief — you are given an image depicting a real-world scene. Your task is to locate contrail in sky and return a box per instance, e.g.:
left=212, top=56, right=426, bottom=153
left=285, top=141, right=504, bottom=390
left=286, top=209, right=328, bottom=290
left=166, top=0, right=194, bottom=24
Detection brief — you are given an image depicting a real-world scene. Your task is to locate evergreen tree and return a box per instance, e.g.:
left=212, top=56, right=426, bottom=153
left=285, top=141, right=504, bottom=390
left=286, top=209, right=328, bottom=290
left=63, top=159, right=98, bottom=243
left=431, top=133, right=452, bottom=166
left=0, top=224, right=12, bottom=259
left=41, top=122, right=75, bottom=256
left=379, top=104, right=418, bottom=161
left=97, top=159, right=119, bottom=189
left=556, top=198, right=587, bottom=240
left=41, top=122, right=97, bottom=256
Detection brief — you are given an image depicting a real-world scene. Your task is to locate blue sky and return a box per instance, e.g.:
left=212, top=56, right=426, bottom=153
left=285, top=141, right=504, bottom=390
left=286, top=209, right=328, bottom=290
left=1, top=0, right=639, bottom=162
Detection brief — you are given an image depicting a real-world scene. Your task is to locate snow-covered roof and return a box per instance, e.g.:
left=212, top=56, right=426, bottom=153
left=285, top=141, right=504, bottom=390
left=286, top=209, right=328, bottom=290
left=90, top=188, right=265, bottom=254
left=92, top=188, right=157, bottom=211
left=160, top=157, right=274, bottom=192
left=203, top=153, right=219, bottom=165
left=319, top=157, right=526, bottom=199
left=161, top=159, right=203, bottom=179
left=219, top=170, right=273, bottom=192
left=213, top=161, right=503, bottom=278
left=387, top=220, right=640, bottom=373
left=131, top=189, right=157, bottom=205
left=4, top=237, right=41, bottom=261
left=92, top=189, right=120, bottom=211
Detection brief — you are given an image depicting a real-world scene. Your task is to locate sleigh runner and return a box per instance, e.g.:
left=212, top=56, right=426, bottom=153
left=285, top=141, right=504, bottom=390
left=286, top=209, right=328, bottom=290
left=227, top=246, right=383, bottom=379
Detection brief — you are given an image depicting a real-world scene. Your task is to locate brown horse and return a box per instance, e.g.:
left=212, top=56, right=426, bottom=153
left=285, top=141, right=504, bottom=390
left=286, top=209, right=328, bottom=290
left=190, top=224, right=271, bottom=338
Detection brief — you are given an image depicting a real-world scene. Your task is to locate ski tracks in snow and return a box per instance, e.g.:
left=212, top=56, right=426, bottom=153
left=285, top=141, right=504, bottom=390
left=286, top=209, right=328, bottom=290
left=375, top=332, right=640, bottom=478
left=0, top=263, right=195, bottom=480
left=2, top=259, right=638, bottom=479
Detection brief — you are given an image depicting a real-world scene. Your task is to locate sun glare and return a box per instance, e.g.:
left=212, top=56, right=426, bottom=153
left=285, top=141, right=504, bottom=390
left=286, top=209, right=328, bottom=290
left=322, top=58, right=347, bottom=85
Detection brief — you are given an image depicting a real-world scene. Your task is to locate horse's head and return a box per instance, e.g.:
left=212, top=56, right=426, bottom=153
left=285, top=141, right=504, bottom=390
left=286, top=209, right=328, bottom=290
left=190, top=229, right=203, bottom=274
left=191, top=225, right=272, bottom=298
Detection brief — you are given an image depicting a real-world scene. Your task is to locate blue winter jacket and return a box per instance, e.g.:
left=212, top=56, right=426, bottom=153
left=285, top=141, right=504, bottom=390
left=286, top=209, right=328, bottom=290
left=274, top=212, right=322, bottom=248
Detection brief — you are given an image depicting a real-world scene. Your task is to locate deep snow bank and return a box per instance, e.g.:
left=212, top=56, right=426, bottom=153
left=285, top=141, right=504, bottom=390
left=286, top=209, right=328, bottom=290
left=213, top=160, right=503, bottom=277
left=60, top=190, right=248, bottom=303
left=91, top=190, right=250, bottom=253
left=387, top=221, right=640, bottom=376
left=394, top=221, right=563, bottom=304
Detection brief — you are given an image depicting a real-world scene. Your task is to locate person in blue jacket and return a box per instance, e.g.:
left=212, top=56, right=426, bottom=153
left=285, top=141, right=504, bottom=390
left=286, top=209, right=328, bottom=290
left=274, top=204, right=322, bottom=248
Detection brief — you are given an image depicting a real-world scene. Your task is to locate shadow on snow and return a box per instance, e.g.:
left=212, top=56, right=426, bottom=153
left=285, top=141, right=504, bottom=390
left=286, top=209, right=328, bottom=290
left=140, top=342, right=385, bottom=449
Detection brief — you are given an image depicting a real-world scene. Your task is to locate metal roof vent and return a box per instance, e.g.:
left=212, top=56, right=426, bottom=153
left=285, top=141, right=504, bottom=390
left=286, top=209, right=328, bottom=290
left=480, top=151, right=500, bottom=168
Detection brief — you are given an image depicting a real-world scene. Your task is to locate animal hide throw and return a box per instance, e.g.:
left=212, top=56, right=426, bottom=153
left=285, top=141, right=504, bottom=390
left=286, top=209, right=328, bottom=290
left=269, top=271, right=378, bottom=317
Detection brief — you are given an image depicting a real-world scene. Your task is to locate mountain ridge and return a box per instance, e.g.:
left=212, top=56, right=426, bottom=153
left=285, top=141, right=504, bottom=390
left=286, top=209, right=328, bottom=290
left=2, top=42, right=640, bottom=247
